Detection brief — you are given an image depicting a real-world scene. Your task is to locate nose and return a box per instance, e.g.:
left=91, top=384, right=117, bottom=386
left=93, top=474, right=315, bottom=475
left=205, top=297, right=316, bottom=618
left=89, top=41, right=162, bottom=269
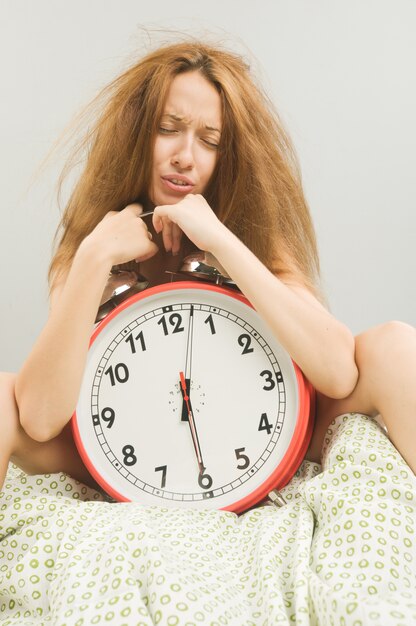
left=171, top=135, right=194, bottom=170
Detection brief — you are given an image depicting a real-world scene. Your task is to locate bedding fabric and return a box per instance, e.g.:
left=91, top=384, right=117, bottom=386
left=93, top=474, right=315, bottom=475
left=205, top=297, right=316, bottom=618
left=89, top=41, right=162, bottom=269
left=1, top=413, right=415, bottom=626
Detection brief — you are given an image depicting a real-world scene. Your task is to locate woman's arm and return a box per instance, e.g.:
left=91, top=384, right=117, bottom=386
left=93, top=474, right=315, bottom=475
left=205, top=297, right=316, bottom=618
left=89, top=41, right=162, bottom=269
left=15, top=204, right=158, bottom=442
left=210, top=228, right=359, bottom=399
left=153, top=194, right=359, bottom=400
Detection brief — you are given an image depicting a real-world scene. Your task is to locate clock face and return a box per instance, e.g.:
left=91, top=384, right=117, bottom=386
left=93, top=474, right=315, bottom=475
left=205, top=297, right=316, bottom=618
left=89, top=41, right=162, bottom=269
left=73, top=282, right=313, bottom=511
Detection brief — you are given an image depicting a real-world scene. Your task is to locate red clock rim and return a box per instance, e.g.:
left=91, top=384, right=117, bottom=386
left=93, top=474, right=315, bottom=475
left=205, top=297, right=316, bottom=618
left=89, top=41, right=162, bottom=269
left=72, top=281, right=315, bottom=511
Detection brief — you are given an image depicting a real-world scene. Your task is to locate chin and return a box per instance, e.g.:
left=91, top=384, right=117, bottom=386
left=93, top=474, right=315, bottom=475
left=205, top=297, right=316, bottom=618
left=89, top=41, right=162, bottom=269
left=155, top=193, right=187, bottom=207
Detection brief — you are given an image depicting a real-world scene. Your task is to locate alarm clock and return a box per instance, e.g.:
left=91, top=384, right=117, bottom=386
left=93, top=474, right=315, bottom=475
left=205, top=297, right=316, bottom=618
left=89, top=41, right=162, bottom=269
left=72, top=256, right=315, bottom=513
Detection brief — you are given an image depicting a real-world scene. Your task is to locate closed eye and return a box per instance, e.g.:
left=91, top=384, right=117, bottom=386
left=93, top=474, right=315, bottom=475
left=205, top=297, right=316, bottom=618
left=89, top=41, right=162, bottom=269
left=202, top=138, right=219, bottom=149
left=159, top=127, right=219, bottom=148
left=159, top=127, right=177, bottom=134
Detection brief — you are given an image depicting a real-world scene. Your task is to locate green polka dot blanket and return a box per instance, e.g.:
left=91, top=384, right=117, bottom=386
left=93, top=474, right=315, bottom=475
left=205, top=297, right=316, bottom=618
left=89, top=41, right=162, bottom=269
left=1, top=414, right=415, bottom=625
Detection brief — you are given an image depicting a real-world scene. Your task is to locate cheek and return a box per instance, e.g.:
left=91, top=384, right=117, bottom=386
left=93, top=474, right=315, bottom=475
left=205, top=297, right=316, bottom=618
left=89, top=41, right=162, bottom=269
left=203, top=154, right=218, bottom=184
left=198, top=148, right=216, bottom=176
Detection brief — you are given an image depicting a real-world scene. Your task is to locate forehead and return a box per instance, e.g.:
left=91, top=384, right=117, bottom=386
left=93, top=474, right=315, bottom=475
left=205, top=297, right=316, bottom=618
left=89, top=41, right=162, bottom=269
left=163, top=71, right=222, bottom=129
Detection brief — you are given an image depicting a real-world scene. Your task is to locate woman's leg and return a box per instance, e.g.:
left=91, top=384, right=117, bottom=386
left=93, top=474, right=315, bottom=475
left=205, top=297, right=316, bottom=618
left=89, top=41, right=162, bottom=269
left=0, top=372, right=100, bottom=490
left=0, top=372, right=19, bottom=489
left=307, top=321, right=416, bottom=474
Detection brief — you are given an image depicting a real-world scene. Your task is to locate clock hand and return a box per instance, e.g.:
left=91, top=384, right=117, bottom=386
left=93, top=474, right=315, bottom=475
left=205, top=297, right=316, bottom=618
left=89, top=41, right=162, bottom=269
left=181, top=305, right=194, bottom=421
left=179, top=370, right=205, bottom=474
left=185, top=305, right=194, bottom=380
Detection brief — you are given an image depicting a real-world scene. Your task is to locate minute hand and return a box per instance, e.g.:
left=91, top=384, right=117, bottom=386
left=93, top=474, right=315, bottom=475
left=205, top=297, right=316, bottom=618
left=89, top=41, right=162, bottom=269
left=179, top=371, right=205, bottom=473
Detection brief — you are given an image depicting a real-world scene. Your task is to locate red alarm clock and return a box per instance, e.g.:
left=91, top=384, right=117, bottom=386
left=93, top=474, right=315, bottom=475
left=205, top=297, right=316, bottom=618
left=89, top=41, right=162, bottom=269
left=72, top=253, right=314, bottom=513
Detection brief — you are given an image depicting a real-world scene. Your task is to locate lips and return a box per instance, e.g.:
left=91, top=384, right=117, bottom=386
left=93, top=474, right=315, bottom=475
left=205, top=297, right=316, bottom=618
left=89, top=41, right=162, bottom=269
left=161, top=174, right=195, bottom=194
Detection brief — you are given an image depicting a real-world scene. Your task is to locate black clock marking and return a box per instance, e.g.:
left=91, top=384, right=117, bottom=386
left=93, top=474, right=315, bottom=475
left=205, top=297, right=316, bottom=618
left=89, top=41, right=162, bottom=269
left=204, top=314, right=216, bottom=334
left=238, top=333, right=254, bottom=355
left=155, top=465, right=167, bottom=488
left=258, top=412, right=273, bottom=435
left=260, top=369, right=276, bottom=391
left=101, top=406, right=115, bottom=428
left=122, top=445, right=137, bottom=466
left=235, top=447, right=250, bottom=470
left=125, top=330, right=146, bottom=353
left=198, top=471, right=213, bottom=490
left=157, top=313, right=185, bottom=336
left=105, top=363, right=129, bottom=386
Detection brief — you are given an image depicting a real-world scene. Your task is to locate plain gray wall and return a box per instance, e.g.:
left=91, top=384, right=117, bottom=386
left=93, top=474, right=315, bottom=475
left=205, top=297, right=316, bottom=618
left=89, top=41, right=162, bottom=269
left=1, top=0, right=415, bottom=372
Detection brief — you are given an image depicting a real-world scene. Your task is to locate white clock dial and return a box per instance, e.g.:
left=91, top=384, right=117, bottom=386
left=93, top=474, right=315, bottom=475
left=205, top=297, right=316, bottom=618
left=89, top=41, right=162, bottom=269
left=73, top=282, right=313, bottom=511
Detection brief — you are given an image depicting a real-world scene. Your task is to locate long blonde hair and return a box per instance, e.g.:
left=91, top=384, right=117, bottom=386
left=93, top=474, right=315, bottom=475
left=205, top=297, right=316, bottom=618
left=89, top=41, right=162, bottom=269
left=49, top=40, right=322, bottom=298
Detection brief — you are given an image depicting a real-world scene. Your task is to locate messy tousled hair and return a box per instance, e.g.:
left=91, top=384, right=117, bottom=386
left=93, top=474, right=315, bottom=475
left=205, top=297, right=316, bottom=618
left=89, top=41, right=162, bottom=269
left=49, top=40, right=322, bottom=299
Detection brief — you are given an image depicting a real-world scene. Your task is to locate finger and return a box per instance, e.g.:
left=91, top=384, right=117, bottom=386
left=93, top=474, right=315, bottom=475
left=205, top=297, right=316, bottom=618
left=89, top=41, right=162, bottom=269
left=171, top=223, right=183, bottom=256
left=124, top=203, right=143, bottom=217
left=136, top=217, right=152, bottom=240
left=135, top=240, right=159, bottom=263
left=161, top=218, right=173, bottom=253
left=152, top=211, right=163, bottom=234
left=103, top=210, right=118, bottom=220
left=153, top=204, right=177, bottom=233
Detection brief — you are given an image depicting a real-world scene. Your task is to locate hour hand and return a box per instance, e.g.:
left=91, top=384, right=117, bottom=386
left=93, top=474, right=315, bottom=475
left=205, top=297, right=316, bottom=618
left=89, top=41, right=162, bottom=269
left=179, top=371, right=205, bottom=474
left=180, top=377, right=191, bottom=422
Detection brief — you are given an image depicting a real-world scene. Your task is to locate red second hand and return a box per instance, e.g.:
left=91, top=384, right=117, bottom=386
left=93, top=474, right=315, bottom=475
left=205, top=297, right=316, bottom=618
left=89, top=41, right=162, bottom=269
left=179, top=371, right=189, bottom=402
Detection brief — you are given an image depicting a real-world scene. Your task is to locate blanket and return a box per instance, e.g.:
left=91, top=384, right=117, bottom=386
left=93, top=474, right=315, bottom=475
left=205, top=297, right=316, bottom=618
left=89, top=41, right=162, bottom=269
left=1, top=413, right=415, bottom=625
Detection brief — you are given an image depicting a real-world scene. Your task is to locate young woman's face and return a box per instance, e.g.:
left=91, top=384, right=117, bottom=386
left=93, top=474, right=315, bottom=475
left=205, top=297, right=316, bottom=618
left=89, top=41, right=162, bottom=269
left=149, top=71, right=222, bottom=206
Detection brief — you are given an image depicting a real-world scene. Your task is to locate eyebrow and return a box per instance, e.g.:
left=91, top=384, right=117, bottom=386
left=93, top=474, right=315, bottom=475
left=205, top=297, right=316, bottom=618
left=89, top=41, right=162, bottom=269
left=163, top=113, right=221, bottom=134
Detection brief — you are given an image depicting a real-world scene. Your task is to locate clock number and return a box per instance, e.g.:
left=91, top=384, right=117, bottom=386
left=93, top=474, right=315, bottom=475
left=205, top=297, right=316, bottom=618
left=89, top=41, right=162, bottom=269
left=125, top=330, right=146, bottom=353
left=105, top=363, right=129, bottom=386
left=258, top=412, right=273, bottom=435
left=122, top=444, right=137, bottom=466
left=204, top=314, right=216, bottom=335
left=155, top=465, right=167, bottom=488
left=238, top=333, right=254, bottom=355
left=235, top=447, right=250, bottom=470
left=101, top=407, right=115, bottom=428
left=198, top=470, right=213, bottom=490
left=157, top=313, right=184, bottom=336
left=260, top=369, right=276, bottom=390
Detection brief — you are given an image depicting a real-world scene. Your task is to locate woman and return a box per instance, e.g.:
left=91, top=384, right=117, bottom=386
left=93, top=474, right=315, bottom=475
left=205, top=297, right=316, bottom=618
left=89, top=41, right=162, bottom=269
left=1, top=41, right=415, bottom=492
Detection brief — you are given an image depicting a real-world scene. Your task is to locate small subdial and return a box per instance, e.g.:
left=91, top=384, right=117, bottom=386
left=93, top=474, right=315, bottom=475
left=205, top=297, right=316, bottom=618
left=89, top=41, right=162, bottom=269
left=168, top=380, right=206, bottom=421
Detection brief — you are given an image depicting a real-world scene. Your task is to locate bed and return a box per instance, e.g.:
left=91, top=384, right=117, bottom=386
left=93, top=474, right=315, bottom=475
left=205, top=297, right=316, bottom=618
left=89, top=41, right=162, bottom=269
left=1, top=413, right=415, bottom=625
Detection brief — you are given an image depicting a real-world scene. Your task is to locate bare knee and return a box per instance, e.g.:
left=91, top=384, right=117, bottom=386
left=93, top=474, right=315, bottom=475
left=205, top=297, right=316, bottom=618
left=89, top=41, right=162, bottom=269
left=0, top=372, right=19, bottom=428
left=355, top=321, right=415, bottom=407
left=0, top=372, right=18, bottom=418
left=356, top=321, right=415, bottom=366
left=0, top=372, right=19, bottom=459
left=0, top=372, right=17, bottom=393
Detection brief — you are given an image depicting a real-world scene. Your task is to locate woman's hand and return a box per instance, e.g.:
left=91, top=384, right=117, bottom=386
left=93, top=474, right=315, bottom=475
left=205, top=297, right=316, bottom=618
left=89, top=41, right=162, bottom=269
left=81, top=203, right=159, bottom=267
left=152, top=194, right=229, bottom=254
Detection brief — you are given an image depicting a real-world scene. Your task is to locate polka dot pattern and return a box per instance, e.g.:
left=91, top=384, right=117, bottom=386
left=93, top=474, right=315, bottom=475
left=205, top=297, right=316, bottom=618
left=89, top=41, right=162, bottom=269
left=1, top=414, right=415, bottom=624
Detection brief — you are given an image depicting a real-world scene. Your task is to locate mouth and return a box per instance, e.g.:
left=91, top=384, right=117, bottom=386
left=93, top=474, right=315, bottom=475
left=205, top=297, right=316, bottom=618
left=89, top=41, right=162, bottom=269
left=161, top=174, right=195, bottom=194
